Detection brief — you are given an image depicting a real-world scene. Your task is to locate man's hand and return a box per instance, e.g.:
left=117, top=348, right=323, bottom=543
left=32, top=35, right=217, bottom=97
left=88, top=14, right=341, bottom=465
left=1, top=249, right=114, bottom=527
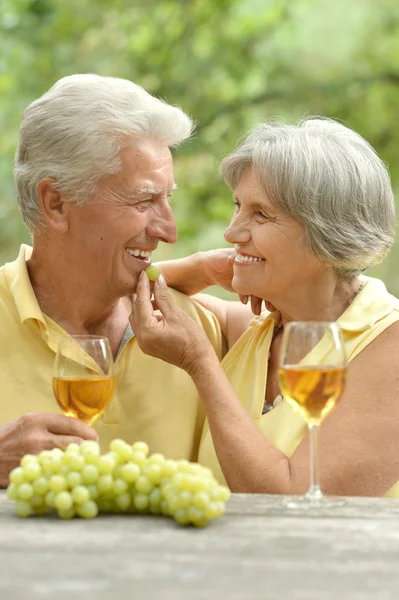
left=0, top=412, right=98, bottom=487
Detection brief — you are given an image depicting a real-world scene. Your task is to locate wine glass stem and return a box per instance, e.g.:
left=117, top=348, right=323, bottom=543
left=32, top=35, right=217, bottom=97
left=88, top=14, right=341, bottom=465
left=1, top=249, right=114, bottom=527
left=307, top=423, right=323, bottom=502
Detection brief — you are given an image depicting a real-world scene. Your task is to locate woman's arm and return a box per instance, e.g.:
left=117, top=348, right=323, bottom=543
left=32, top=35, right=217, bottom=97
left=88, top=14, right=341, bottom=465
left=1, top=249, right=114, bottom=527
left=132, top=273, right=399, bottom=496
left=155, top=249, right=236, bottom=296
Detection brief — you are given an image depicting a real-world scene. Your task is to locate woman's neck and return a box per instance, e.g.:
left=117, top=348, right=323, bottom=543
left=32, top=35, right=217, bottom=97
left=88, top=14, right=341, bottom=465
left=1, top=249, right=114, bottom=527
left=275, top=273, right=364, bottom=328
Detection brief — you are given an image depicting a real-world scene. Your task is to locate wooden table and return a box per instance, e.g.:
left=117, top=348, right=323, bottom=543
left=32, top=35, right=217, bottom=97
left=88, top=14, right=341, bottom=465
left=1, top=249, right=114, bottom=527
left=1, top=491, right=399, bottom=599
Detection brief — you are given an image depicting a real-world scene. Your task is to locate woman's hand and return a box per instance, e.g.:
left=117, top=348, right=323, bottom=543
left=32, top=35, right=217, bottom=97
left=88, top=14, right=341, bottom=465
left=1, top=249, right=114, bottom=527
left=130, top=271, right=213, bottom=376
left=200, top=249, right=266, bottom=315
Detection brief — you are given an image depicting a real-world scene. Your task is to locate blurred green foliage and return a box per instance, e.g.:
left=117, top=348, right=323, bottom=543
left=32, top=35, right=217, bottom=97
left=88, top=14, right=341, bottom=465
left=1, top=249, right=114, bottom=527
left=1, top=0, right=399, bottom=292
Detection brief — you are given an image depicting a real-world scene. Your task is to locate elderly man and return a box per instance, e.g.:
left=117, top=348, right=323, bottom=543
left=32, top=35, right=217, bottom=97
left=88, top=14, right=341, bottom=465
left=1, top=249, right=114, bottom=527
left=0, top=74, right=224, bottom=487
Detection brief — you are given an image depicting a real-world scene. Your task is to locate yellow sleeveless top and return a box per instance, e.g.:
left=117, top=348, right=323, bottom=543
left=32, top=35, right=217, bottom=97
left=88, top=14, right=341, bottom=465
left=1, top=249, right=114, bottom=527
left=197, top=276, right=399, bottom=498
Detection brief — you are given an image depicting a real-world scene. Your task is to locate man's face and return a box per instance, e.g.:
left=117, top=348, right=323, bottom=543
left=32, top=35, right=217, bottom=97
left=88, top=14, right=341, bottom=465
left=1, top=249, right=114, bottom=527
left=66, top=138, right=177, bottom=297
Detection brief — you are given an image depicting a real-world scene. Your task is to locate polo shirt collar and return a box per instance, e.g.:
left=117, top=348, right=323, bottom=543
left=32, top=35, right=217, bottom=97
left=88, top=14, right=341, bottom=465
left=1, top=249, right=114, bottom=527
left=5, top=244, right=47, bottom=327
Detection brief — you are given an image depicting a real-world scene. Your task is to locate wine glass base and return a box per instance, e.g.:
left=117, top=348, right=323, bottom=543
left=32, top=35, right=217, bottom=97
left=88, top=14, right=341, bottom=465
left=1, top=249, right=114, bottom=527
left=283, top=491, right=345, bottom=509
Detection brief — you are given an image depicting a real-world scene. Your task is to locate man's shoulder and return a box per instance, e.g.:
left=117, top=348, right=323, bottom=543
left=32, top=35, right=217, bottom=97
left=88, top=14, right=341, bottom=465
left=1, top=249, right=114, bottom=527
left=169, top=288, right=224, bottom=355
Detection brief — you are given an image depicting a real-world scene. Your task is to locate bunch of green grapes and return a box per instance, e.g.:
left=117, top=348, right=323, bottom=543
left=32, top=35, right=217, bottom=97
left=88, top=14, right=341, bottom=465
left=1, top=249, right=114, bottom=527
left=6, top=439, right=230, bottom=527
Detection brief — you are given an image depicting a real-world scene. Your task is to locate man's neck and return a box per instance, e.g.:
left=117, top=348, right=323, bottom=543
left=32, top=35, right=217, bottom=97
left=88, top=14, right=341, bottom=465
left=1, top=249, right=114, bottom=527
left=26, top=242, right=129, bottom=335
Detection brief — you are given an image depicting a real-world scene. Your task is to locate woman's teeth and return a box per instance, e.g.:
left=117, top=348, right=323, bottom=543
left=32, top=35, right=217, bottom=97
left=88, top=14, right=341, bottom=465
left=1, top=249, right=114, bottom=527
left=235, top=254, right=264, bottom=263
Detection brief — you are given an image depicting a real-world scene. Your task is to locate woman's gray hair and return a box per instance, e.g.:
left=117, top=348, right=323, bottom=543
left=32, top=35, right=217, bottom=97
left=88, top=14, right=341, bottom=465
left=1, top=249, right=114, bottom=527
left=220, top=117, right=396, bottom=276
left=14, top=74, right=194, bottom=232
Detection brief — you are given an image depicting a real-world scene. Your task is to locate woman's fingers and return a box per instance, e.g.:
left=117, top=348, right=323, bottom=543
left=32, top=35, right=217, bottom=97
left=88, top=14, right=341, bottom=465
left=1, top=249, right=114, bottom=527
left=130, top=271, right=159, bottom=329
left=250, top=295, right=263, bottom=316
left=153, top=275, right=178, bottom=318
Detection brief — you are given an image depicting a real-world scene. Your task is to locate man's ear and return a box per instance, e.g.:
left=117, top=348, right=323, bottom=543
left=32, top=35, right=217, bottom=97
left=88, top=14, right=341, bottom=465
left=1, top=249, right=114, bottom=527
left=37, top=178, right=70, bottom=232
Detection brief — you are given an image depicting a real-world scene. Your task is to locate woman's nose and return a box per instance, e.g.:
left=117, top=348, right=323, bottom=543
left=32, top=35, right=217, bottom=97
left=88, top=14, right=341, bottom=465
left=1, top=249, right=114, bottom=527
left=224, top=215, right=251, bottom=245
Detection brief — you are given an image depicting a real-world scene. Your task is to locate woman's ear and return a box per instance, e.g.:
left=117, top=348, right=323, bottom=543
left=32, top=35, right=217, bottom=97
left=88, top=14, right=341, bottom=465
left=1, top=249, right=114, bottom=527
left=37, top=178, right=70, bottom=232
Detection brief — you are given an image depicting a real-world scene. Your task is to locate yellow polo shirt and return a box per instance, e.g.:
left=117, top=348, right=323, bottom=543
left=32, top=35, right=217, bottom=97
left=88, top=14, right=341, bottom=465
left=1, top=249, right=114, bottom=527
left=0, top=245, right=224, bottom=461
left=198, top=276, right=399, bottom=497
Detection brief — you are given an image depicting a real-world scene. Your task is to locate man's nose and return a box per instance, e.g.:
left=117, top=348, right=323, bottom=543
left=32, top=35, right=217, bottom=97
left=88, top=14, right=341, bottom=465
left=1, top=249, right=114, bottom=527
left=147, top=202, right=178, bottom=244
left=224, top=215, right=251, bottom=245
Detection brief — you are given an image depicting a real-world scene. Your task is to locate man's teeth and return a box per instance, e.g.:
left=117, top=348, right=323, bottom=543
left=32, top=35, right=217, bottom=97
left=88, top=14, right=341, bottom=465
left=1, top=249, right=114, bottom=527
left=126, top=248, right=152, bottom=259
left=236, top=253, right=264, bottom=263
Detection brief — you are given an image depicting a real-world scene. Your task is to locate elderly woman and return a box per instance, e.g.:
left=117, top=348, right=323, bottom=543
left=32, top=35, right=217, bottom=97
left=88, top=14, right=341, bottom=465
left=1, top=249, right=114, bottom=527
left=131, top=117, right=399, bottom=498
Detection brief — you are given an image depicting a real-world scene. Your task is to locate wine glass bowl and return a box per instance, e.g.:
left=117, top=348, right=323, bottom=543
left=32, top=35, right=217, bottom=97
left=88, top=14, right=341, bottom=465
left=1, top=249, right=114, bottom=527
left=278, top=322, right=347, bottom=508
left=53, top=335, right=115, bottom=426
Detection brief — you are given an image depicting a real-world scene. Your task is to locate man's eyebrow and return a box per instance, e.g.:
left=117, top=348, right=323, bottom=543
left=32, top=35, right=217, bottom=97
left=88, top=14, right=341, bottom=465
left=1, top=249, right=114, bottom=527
left=130, top=183, right=178, bottom=197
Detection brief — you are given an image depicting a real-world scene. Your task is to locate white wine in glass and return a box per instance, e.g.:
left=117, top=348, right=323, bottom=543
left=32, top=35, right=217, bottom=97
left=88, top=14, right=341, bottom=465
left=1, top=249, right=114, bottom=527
left=278, top=322, right=347, bottom=508
left=53, top=335, right=115, bottom=426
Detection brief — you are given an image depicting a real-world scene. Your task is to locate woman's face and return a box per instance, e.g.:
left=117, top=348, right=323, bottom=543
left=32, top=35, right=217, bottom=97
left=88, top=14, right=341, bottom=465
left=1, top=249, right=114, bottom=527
left=224, top=166, right=325, bottom=304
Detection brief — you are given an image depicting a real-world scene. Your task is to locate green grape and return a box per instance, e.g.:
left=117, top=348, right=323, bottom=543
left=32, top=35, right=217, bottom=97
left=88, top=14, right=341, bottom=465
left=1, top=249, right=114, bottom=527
left=145, top=265, right=161, bottom=281
left=143, top=463, right=162, bottom=485
left=163, top=460, right=178, bottom=478
left=72, top=486, right=90, bottom=505
left=38, top=450, right=52, bottom=464
left=15, top=499, right=32, bottom=518
left=213, top=486, right=231, bottom=503
left=32, top=503, right=48, bottom=516
left=20, top=454, right=38, bottom=467
left=32, top=477, right=49, bottom=496
left=87, top=485, right=99, bottom=500
left=135, top=476, right=153, bottom=495
left=148, top=488, right=162, bottom=514
left=64, top=452, right=85, bottom=471
left=97, top=497, right=114, bottom=513
left=174, top=508, right=190, bottom=526
left=113, top=479, right=128, bottom=496
left=66, top=471, right=82, bottom=489
left=50, top=448, right=64, bottom=459
left=177, top=490, right=192, bottom=509
left=113, top=465, right=123, bottom=479
left=121, top=462, right=140, bottom=483
left=31, top=494, right=46, bottom=509
left=79, top=446, right=100, bottom=465
left=97, top=474, right=114, bottom=494
left=49, top=475, right=67, bottom=493
left=58, top=507, right=76, bottom=519
left=132, top=441, right=149, bottom=456
left=9, top=467, right=25, bottom=485
left=110, top=439, right=133, bottom=462
left=81, top=465, right=99, bottom=485
left=188, top=506, right=206, bottom=525
left=54, top=491, right=73, bottom=512
left=43, top=457, right=63, bottom=474
left=133, top=493, right=149, bottom=512
left=76, top=500, right=98, bottom=519
left=45, top=490, right=56, bottom=508
left=147, top=452, right=165, bottom=465
left=166, top=494, right=179, bottom=514
left=192, top=491, right=210, bottom=511
left=6, top=483, right=18, bottom=500
left=18, top=483, right=34, bottom=500
left=79, top=440, right=100, bottom=455
left=203, top=501, right=224, bottom=520
left=66, top=443, right=80, bottom=453
left=98, top=453, right=116, bottom=474
left=160, top=499, right=170, bottom=515
left=114, top=492, right=131, bottom=512
left=131, top=451, right=146, bottom=466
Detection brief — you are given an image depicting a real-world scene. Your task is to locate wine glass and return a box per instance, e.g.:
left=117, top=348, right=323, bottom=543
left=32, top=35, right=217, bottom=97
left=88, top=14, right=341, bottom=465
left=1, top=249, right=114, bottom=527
left=53, top=335, right=115, bottom=425
left=278, top=322, right=347, bottom=508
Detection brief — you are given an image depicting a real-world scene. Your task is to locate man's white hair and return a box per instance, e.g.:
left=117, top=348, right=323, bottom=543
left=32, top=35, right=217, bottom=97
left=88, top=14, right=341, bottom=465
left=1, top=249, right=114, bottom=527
left=14, top=74, right=194, bottom=231
left=220, top=117, right=396, bottom=277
